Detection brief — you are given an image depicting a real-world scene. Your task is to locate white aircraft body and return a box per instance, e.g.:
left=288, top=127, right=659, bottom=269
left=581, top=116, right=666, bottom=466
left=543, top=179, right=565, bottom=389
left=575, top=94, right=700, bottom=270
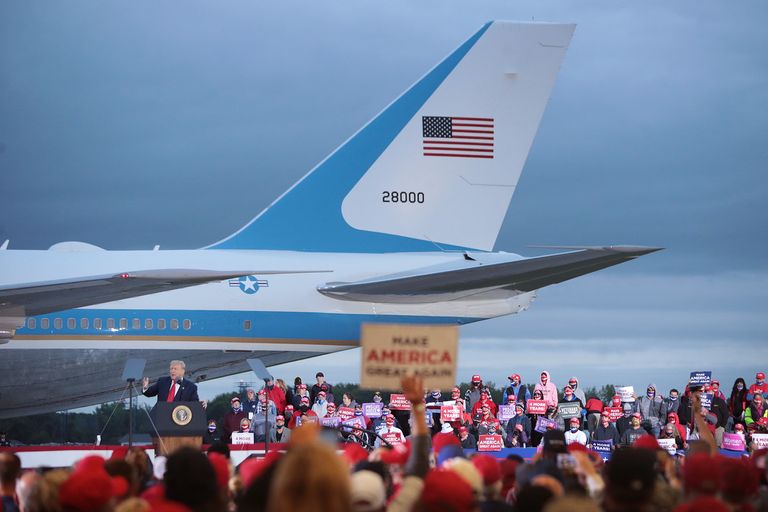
left=0, top=21, right=659, bottom=417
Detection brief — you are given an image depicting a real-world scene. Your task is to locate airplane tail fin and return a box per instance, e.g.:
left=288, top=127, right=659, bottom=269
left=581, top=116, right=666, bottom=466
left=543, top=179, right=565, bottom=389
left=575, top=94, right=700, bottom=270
left=208, top=21, right=575, bottom=253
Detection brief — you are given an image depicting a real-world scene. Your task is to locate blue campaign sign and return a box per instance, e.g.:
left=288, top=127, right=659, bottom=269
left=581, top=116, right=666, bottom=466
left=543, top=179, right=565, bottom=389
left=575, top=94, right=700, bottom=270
left=534, top=417, right=557, bottom=434
left=689, top=371, right=712, bottom=386
left=700, top=393, right=713, bottom=409
left=591, top=439, right=613, bottom=454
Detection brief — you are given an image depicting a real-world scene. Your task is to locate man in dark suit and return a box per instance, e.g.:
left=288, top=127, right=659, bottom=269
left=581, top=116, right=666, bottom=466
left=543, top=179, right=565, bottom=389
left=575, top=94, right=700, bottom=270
left=142, top=360, right=201, bottom=403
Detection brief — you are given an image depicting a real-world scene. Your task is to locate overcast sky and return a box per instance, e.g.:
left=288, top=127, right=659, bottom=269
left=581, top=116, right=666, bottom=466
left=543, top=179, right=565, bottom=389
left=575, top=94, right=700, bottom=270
left=1, top=0, right=766, bottom=400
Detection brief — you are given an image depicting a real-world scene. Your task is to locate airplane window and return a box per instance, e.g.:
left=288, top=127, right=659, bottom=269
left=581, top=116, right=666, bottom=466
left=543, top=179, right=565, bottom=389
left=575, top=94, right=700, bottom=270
left=132, top=318, right=140, bottom=330
left=170, top=319, right=179, bottom=330
left=67, top=318, right=75, bottom=329
left=158, top=319, right=166, bottom=330
left=243, top=320, right=252, bottom=331
left=54, top=318, right=63, bottom=330
left=145, top=319, right=153, bottom=329
left=81, top=318, right=89, bottom=329
left=41, top=318, right=49, bottom=329
left=183, top=319, right=191, bottom=330
left=119, top=318, right=127, bottom=330
left=107, top=318, right=115, bottom=330
left=94, top=318, right=102, bottom=330
left=27, top=318, right=36, bottom=329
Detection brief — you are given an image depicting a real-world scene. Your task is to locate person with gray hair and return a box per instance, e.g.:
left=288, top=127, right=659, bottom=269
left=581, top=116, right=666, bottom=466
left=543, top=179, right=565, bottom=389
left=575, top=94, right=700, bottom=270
left=142, top=359, right=201, bottom=404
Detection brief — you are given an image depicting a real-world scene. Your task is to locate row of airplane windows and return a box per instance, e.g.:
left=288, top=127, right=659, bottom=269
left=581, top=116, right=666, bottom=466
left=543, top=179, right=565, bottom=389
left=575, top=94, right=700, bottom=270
left=25, top=318, right=256, bottom=331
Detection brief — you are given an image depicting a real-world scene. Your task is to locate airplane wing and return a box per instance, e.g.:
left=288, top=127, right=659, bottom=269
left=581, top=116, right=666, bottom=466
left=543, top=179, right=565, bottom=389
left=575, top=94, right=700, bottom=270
left=318, top=246, right=661, bottom=303
left=0, top=269, right=326, bottom=317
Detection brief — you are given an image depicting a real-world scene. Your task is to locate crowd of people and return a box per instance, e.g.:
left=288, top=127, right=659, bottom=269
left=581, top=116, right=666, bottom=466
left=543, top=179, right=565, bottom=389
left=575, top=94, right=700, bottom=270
left=200, top=368, right=768, bottom=455
left=2, top=369, right=768, bottom=512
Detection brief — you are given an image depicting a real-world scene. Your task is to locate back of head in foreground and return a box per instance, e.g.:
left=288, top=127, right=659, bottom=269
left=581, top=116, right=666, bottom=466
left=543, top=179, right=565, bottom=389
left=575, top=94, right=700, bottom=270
left=266, top=422, right=351, bottom=512
left=602, top=448, right=656, bottom=512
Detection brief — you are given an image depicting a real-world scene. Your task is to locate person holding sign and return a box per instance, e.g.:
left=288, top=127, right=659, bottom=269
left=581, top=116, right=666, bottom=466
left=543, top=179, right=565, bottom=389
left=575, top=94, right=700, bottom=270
left=593, top=410, right=620, bottom=447
left=375, top=414, right=405, bottom=448
left=659, top=422, right=684, bottom=451
left=471, top=391, right=498, bottom=420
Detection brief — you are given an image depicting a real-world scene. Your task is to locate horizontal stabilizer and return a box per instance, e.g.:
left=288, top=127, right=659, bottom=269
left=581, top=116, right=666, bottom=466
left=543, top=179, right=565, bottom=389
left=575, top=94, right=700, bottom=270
left=1, top=269, right=330, bottom=317
left=318, top=246, right=661, bottom=303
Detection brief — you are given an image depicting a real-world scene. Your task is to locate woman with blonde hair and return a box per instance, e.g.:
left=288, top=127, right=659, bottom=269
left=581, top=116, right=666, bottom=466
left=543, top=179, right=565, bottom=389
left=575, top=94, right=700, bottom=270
left=266, top=430, right=351, bottom=512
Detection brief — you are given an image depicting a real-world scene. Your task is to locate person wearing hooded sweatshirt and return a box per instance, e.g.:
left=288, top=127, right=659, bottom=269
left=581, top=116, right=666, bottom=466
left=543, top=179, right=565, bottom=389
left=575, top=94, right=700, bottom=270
left=567, top=377, right=586, bottom=405
left=635, top=383, right=667, bottom=437
left=666, top=411, right=687, bottom=442
left=502, top=373, right=531, bottom=404
left=728, top=377, right=748, bottom=426
left=534, top=371, right=558, bottom=409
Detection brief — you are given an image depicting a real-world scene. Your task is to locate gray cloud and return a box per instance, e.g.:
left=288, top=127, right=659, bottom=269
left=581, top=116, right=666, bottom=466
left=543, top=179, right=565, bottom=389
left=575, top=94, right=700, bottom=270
left=2, top=1, right=766, bottom=407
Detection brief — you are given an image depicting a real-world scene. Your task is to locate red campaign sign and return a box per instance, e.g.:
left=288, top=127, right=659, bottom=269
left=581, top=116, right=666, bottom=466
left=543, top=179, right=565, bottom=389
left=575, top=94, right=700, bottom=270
left=526, top=399, right=547, bottom=415
left=440, top=405, right=462, bottom=422
left=477, top=434, right=504, bottom=452
left=337, top=406, right=355, bottom=420
left=382, top=432, right=405, bottom=446
left=605, top=407, right=623, bottom=422
left=389, top=394, right=412, bottom=411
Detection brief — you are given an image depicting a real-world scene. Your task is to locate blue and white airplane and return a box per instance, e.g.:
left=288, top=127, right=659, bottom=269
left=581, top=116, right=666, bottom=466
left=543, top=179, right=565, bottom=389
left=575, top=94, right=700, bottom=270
left=0, top=21, right=658, bottom=417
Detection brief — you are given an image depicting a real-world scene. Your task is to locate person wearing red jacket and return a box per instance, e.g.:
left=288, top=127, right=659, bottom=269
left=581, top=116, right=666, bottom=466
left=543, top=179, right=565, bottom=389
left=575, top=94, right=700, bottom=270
left=666, top=411, right=687, bottom=442
left=471, top=391, right=498, bottom=420
left=748, top=372, right=768, bottom=399
left=263, top=377, right=287, bottom=414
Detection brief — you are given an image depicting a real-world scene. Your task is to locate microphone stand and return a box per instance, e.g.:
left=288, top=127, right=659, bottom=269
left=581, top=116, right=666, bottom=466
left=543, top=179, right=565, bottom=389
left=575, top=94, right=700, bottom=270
left=264, top=379, right=269, bottom=455
left=127, top=377, right=135, bottom=448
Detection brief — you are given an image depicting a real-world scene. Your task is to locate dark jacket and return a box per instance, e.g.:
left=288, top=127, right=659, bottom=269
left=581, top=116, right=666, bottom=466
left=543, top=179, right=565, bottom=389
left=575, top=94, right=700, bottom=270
left=222, top=410, right=246, bottom=443
left=143, top=376, right=199, bottom=403
left=593, top=423, right=620, bottom=446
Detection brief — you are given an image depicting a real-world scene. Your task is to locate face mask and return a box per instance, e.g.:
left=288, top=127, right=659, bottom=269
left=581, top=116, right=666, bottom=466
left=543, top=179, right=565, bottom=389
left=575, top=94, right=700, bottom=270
left=737, top=384, right=744, bottom=390
left=208, top=425, right=216, bottom=433
left=570, top=426, right=578, bottom=432
left=373, top=396, right=382, bottom=402
left=669, top=396, right=678, bottom=401
left=354, top=410, right=362, bottom=416
left=300, top=405, right=309, bottom=413
left=647, top=391, right=654, bottom=398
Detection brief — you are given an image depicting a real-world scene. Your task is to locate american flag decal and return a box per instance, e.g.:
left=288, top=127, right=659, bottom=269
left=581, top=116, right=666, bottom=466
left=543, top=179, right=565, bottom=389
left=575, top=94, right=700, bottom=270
left=422, top=116, right=494, bottom=159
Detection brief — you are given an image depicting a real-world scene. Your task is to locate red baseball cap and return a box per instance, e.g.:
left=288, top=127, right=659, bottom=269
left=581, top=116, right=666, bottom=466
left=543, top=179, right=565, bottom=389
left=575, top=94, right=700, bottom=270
left=471, top=374, right=481, bottom=383
left=632, top=412, right=642, bottom=419
left=757, top=372, right=766, bottom=380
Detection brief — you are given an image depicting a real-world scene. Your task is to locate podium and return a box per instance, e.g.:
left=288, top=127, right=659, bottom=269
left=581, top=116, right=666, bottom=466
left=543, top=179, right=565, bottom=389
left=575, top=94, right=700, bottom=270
left=149, top=402, right=207, bottom=456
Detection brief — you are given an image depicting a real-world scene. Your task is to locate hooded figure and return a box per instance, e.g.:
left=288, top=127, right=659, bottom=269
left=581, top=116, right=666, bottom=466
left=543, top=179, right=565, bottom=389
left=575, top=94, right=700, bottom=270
left=635, top=383, right=667, bottom=437
left=534, top=371, right=558, bottom=408
left=567, top=377, right=586, bottom=405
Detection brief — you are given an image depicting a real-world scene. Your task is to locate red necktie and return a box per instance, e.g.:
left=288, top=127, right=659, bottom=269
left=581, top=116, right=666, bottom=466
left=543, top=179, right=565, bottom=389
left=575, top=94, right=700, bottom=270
left=166, top=382, right=176, bottom=402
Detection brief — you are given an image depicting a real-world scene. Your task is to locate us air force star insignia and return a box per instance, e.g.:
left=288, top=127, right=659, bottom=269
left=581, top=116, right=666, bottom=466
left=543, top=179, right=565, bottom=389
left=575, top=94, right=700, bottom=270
left=239, top=275, right=259, bottom=294
left=172, top=405, right=192, bottom=426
